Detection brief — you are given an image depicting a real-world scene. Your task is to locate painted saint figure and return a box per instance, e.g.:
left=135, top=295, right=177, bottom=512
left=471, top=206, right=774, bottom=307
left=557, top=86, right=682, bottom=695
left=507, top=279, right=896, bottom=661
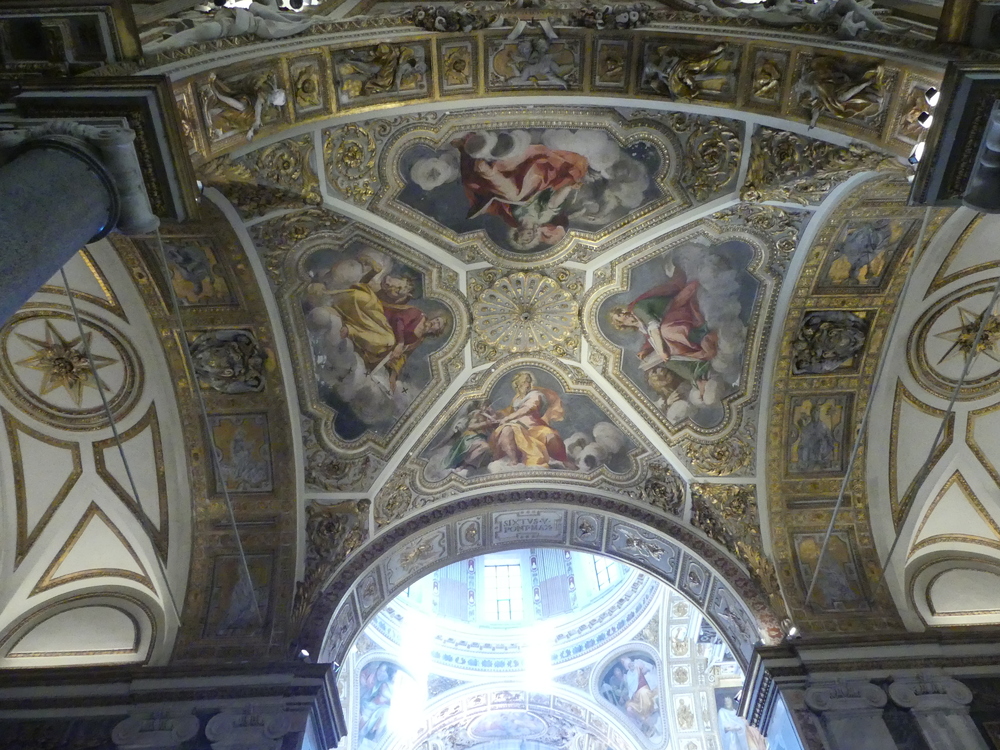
left=452, top=131, right=589, bottom=251
left=620, top=656, right=660, bottom=737
left=718, top=696, right=769, bottom=750
left=489, top=371, right=577, bottom=470
left=305, top=258, right=449, bottom=393
left=610, top=266, right=720, bottom=399
left=358, top=661, right=397, bottom=745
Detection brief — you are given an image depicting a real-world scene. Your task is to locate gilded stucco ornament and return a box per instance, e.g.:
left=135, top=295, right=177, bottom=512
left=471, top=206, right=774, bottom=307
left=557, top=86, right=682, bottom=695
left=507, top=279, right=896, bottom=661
left=250, top=208, right=346, bottom=286
left=794, top=56, right=887, bottom=127
left=291, top=498, right=370, bottom=636
left=302, top=415, right=382, bottom=492
left=471, top=270, right=580, bottom=362
left=323, top=123, right=378, bottom=204
left=13, top=320, right=117, bottom=407
left=686, top=420, right=755, bottom=476
left=333, top=43, right=429, bottom=105
left=201, top=71, right=288, bottom=142
left=690, top=483, right=782, bottom=606
left=410, top=5, right=490, bottom=32
left=198, top=135, right=321, bottom=219
left=741, top=127, right=894, bottom=205
left=574, top=2, right=652, bottom=29
left=791, top=311, right=870, bottom=375
left=713, top=203, right=806, bottom=275
left=639, top=461, right=686, bottom=516
left=189, top=330, right=266, bottom=394
left=676, top=116, right=742, bottom=202
left=641, top=44, right=738, bottom=100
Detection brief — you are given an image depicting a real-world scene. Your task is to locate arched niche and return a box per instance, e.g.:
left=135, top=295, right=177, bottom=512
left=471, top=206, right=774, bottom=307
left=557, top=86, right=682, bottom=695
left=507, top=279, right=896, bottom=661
left=0, top=590, right=157, bottom=667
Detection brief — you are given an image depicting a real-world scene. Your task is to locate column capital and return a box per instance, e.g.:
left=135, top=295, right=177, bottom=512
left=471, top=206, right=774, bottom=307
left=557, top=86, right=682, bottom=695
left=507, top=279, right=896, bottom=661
left=888, top=674, right=974, bottom=711
left=0, top=118, right=157, bottom=234
left=111, top=711, right=200, bottom=749
left=205, top=707, right=296, bottom=750
left=805, top=679, right=887, bottom=712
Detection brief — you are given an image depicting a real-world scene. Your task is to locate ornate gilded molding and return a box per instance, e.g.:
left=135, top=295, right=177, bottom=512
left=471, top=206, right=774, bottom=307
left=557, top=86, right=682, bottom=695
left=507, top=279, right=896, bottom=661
left=637, top=461, right=685, bottom=516
left=690, top=483, right=782, bottom=612
left=3, top=408, right=83, bottom=568
left=764, top=174, right=952, bottom=632
left=910, top=471, right=1000, bottom=555
left=292, top=499, right=370, bottom=638
left=198, top=135, right=321, bottom=220
left=30, top=502, right=155, bottom=595
left=93, top=403, right=169, bottom=560
left=469, top=269, right=582, bottom=364
left=889, top=380, right=954, bottom=528
left=741, top=127, right=896, bottom=205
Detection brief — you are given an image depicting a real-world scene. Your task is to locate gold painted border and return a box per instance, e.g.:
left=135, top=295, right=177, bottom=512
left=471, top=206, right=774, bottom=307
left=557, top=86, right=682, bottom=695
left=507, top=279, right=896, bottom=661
left=925, top=214, right=986, bottom=297
left=888, top=379, right=954, bottom=529
left=93, top=402, right=169, bottom=560
left=910, top=471, right=1000, bottom=555
left=3, top=408, right=82, bottom=568
left=37, top=249, right=127, bottom=322
left=30, top=501, right=155, bottom=595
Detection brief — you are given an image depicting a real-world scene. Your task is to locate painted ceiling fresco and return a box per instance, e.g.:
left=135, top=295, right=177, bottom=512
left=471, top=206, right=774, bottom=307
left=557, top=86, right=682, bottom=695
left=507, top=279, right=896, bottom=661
left=9, top=10, right=1000, bottom=746
left=190, top=87, right=940, bottom=655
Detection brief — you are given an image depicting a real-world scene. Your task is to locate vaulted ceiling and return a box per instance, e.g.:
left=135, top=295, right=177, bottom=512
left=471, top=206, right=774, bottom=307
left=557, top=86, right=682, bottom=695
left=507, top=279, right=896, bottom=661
left=1, top=0, right=998, bottom=717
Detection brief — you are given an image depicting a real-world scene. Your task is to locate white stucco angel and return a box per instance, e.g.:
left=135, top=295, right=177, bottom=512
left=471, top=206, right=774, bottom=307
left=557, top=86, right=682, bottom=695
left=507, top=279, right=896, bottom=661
left=675, top=0, right=900, bottom=39
left=142, top=0, right=314, bottom=55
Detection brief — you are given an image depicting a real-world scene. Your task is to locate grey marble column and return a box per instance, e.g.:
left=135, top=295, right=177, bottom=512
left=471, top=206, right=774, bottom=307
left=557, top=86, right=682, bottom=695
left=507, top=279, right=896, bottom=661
left=0, top=135, right=118, bottom=323
left=805, top=680, right=897, bottom=750
left=888, top=675, right=989, bottom=750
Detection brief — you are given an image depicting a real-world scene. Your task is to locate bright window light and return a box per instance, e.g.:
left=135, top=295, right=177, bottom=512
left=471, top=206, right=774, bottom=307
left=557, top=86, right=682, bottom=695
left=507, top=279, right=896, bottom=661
left=484, top=563, right=523, bottom=622
left=594, top=556, right=620, bottom=591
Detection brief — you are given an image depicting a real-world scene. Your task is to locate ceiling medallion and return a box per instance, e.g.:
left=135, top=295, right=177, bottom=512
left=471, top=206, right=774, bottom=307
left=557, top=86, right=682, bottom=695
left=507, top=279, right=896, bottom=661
left=471, top=271, right=580, bottom=362
left=14, top=321, right=117, bottom=407
left=0, top=310, right=142, bottom=431
left=910, top=282, right=1000, bottom=401
left=934, top=305, right=1000, bottom=365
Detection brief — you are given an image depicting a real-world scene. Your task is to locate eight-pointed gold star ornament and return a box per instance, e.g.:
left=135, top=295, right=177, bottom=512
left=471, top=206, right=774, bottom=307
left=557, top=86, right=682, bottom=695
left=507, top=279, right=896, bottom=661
left=13, top=321, right=117, bottom=407
left=934, top=305, right=1000, bottom=366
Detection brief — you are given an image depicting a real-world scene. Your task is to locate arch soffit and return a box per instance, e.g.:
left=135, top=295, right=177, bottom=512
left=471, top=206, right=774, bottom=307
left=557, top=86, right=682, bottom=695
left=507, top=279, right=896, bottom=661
left=311, top=493, right=781, bottom=669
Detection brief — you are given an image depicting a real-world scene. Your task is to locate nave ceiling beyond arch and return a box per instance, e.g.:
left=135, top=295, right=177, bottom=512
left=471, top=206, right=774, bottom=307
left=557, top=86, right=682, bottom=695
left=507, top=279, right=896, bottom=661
left=5, top=0, right=1000, bottom=687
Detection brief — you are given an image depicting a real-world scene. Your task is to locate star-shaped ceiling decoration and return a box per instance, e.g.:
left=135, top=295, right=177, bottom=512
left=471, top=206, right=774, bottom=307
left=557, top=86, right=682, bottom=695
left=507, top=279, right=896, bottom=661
left=935, top=305, right=1000, bottom=366
left=14, top=320, right=117, bottom=407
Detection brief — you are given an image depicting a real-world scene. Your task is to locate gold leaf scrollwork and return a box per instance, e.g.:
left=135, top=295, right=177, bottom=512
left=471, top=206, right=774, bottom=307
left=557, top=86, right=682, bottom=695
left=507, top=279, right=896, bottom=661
left=471, top=271, right=581, bottom=362
left=639, top=461, right=685, bottom=516
left=291, top=498, right=370, bottom=634
left=323, top=123, right=378, bottom=204
left=741, top=127, right=895, bottom=205
left=680, top=118, right=741, bottom=202
left=689, top=483, right=782, bottom=606
left=374, top=473, right=428, bottom=527
left=198, top=135, right=321, bottom=218
left=250, top=208, right=345, bottom=285
left=686, top=429, right=754, bottom=477
left=794, top=56, right=887, bottom=128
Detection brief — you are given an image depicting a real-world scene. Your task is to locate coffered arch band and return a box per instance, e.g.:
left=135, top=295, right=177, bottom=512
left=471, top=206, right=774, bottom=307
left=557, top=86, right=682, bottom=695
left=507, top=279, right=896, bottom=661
left=308, top=490, right=782, bottom=669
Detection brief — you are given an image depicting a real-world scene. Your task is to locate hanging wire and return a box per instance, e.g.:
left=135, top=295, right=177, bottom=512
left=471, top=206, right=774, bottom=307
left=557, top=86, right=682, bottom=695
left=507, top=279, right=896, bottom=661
left=803, top=207, right=934, bottom=608
left=151, top=228, right=263, bottom=627
left=871, top=269, right=1000, bottom=596
left=59, top=267, right=182, bottom=623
